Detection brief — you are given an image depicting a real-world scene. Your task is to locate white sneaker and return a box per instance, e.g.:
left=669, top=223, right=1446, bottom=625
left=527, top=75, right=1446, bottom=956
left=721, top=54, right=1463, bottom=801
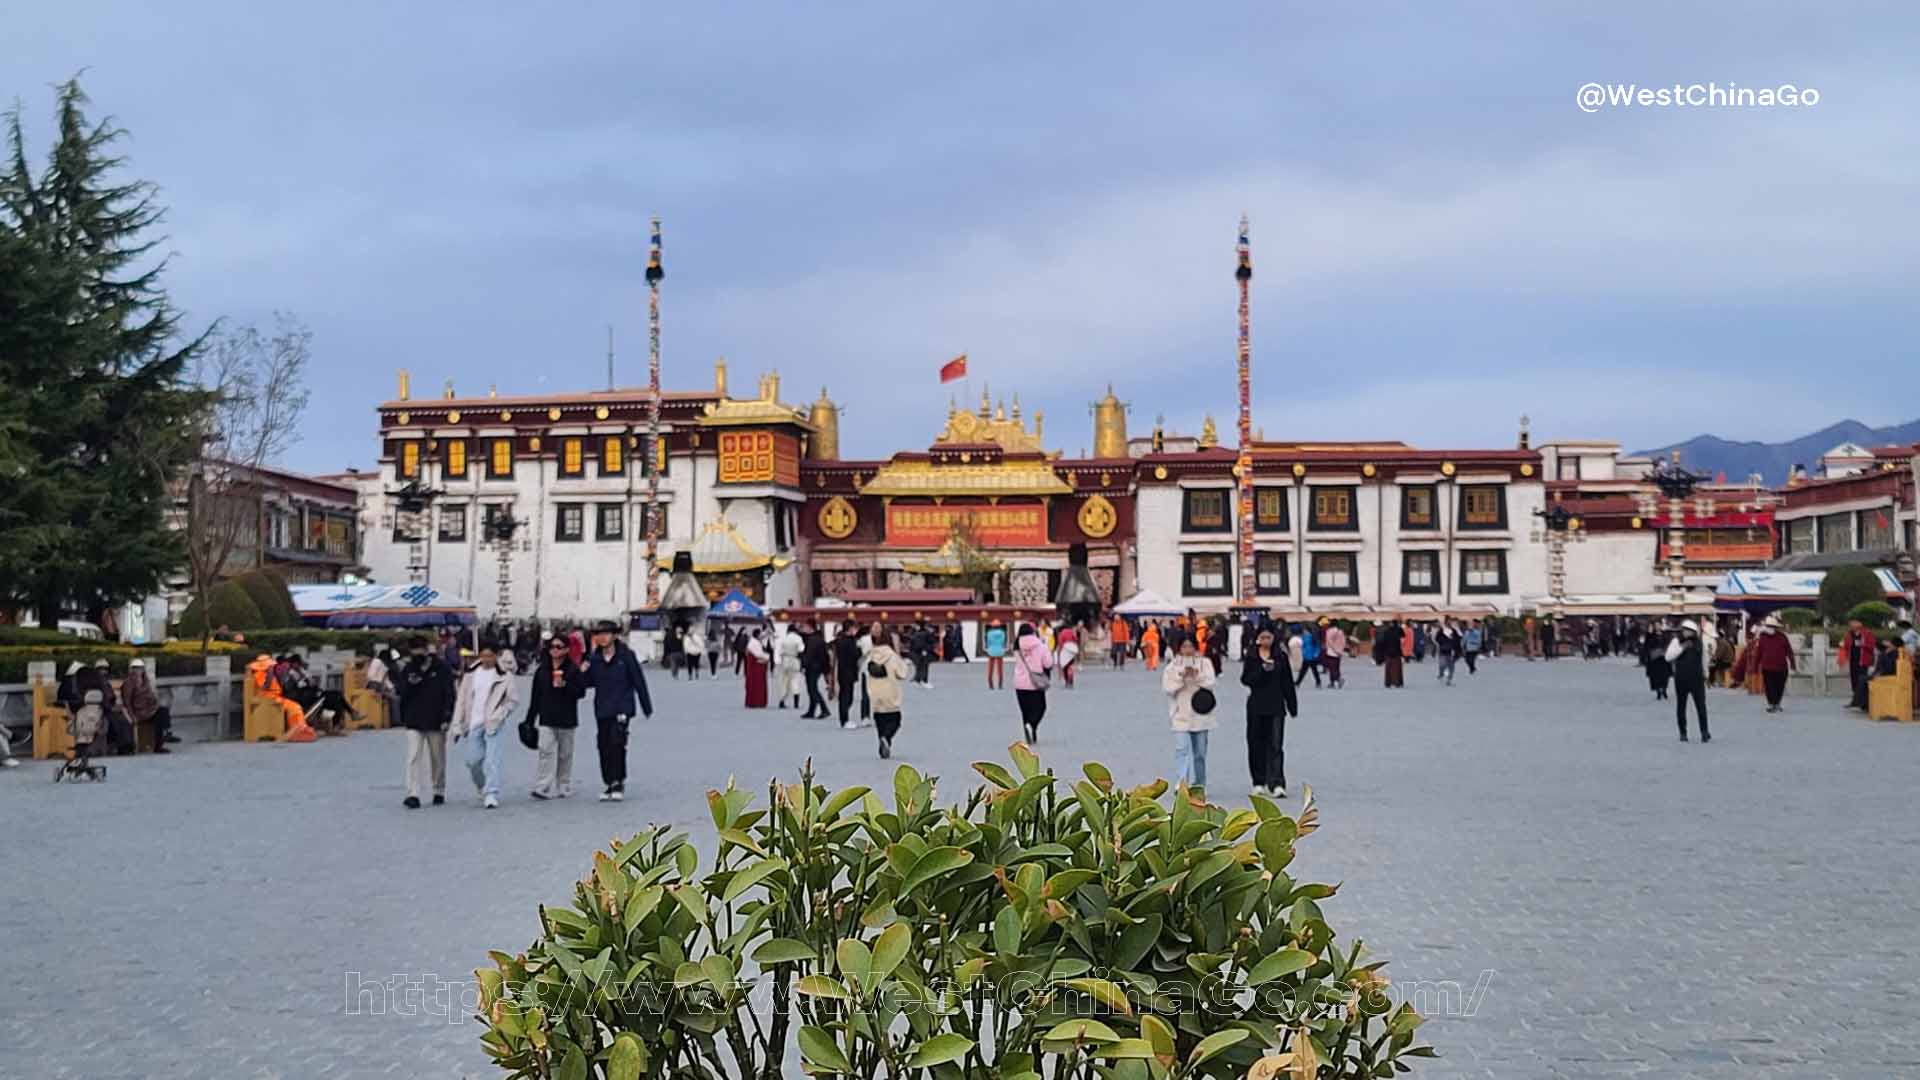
left=1, top=757, right=18, bottom=768
left=558, top=787, right=572, bottom=798
left=610, top=789, right=624, bottom=802
left=599, top=788, right=613, bottom=802
left=1273, top=786, right=1287, bottom=798
left=483, top=795, right=500, bottom=809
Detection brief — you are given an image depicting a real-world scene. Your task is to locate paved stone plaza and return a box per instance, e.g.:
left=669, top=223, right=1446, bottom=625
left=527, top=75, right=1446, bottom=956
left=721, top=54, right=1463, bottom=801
left=4, top=656, right=1918, bottom=1078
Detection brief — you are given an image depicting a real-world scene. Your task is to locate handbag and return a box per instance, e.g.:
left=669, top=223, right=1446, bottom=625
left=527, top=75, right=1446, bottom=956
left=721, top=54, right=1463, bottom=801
left=1015, top=643, right=1051, bottom=691
left=518, top=716, right=539, bottom=750
left=1191, top=687, right=1217, bottom=715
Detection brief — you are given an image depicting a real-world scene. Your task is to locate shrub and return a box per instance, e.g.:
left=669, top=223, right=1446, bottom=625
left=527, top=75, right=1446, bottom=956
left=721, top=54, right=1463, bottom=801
left=0, top=645, right=221, bottom=682
left=234, top=569, right=303, bottom=628
left=1818, top=565, right=1884, bottom=625
left=0, top=626, right=88, bottom=646
left=177, top=580, right=267, bottom=636
left=239, top=628, right=413, bottom=655
left=476, top=749, right=1433, bottom=1080
left=1845, top=601, right=1896, bottom=631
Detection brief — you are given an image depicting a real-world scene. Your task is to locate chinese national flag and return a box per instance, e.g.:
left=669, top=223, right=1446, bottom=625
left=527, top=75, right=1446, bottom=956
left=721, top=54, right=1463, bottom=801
left=939, top=354, right=968, bottom=383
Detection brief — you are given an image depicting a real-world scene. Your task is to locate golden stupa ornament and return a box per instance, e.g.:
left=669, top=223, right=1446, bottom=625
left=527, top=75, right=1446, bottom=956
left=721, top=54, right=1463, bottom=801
left=818, top=496, right=858, bottom=540
left=1198, top=415, right=1218, bottom=448
left=1077, top=494, right=1118, bottom=538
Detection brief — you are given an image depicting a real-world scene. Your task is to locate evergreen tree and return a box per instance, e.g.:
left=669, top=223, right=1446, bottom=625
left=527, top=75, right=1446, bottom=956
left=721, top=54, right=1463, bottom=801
left=0, top=79, right=211, bottom=623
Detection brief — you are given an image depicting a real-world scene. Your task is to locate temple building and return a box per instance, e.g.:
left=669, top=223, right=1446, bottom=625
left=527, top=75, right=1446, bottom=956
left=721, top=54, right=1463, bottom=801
left=1134, top=427, right=1548, bottom=616
left=355, top=361, right=810, bottom=622
left=800, top=388, right=1135, bottom=609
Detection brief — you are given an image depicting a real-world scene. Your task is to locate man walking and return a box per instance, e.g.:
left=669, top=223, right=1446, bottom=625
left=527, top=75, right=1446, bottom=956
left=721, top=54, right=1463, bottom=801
left=450, top=642, right=518, bottom=809
left=1667, top=620, right=1710, bottom=743
left=1461, top=620, right=1482, bottom=675
left=1434, top=620, right=1461, bottom=686
left=1322, top=621, right=1347, bottom=688
left=585, top=620, right=652, bottom=801
left=397, top=635, right=455, bottom=808
left=833, top=622, right=864, bottom=729
left=799, top=621, right=831, bottom=719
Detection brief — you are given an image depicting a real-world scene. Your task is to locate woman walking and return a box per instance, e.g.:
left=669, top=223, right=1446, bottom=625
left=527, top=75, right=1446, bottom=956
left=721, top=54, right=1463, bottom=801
left=1162, top=636, right=1217, bottom=790
left=1241, top=627, right=1298, bottom=797
left=864, top=625, right=911, bottom=758
left=743, top=628, right=770, bottom=708
left=1644, top=628, right=1672, bottom=700
left=1056, top=623, right=1081, bottom=688
left=1012, top=623, right=1054, bottom=745
left=775, top=625, right=805, bottom=708
left=527, top=636, right=586, bottom=800
left=1323, top=621, right=1346, bottom=688
left=450, top=642, right=518, bottom=809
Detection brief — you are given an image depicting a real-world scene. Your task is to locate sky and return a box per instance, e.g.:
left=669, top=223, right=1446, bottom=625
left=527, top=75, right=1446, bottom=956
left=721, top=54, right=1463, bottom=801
left=9, top=2, right=1918, bottom=472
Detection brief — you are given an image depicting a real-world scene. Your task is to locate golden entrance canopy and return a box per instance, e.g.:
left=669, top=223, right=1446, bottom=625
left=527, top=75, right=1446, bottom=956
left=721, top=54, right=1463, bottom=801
left=860, top=459, right=1071, bottom=498
left=654, top=518, right=793, bottom=573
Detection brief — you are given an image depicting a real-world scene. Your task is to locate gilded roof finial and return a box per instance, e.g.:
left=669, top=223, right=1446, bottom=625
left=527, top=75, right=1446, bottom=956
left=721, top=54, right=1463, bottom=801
left=443, top=379, right=455, bottom=400
left=1011, top=393, right=1022, bottom=421
left=397, top=369, right=411, bottom=401
left=979, top=385, right=991, bottom=418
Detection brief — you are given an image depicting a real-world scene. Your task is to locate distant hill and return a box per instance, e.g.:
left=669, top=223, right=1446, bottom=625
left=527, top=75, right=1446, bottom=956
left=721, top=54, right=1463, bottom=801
left=1634, top=419, right=1920, bottom=485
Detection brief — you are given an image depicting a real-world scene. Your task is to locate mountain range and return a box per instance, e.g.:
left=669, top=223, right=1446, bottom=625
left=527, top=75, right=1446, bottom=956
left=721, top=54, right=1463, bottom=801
left=1634, top=419, right=1920, bottom=485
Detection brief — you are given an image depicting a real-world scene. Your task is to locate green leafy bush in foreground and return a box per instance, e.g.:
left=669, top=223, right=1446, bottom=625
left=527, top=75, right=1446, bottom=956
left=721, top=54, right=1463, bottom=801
left=477, top=746, right=1432, bottom=1080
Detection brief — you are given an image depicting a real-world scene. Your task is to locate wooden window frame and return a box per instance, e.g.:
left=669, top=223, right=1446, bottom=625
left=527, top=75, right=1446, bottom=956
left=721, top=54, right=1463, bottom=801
left=596, top=502, right=625, bottom=542
left=1255, top=550, right=1289, bottom=593
left=444, top=439, right=467, bottom=479
left=1308, top=486, right=1359, bottom=532
left=1458, top=485, right=1507, bottom=530
left=488, top=439, right=514, bottom=479
left=600, top=436, right=625, bottom=477
left=560, top=438, right=585, bottom=478
left=1254, top=487, right=1289, bottom=532
left=1400, top=484, right=1438, bottom=530
left=399, top=441, right=420, bottom=479
left=1182, top=489, right=1231, bottom=533
left=555, top=503, right=585, bottom=543
left=438, top=503, right=468, bottom=543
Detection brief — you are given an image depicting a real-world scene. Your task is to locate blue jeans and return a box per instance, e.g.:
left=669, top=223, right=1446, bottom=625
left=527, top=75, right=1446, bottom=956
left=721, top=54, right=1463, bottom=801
left=1174, top=730, right=1209, bottom=789
left=461, top=725, right=506, bottom=799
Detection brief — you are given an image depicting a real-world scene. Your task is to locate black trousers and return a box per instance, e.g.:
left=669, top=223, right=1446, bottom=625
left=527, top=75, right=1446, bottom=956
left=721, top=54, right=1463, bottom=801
left=804, top=671, right=829, bottom=717
left=837, top=676, right=857, bottom=725
left=708, top=652, right=720, bottom=676
left=1015, top=688, right=1047, bottom=733
left=913, top=654, right=931, bottom=684
left=874, top=710, right=901, bottom=741
left=1675, top=683, right=1708, bottom=738
left=1762, top=669, right=1788, bottom=706
left=1849, top=665, right=1869, bottom=709
left=150, top=705, right=173, bottom=742
left=1463, top=652, right=1477, bottom=674
left=1294, top=660, right=1321, bottom=688
left=1246, top=711, right=1286, bottom=789
left=595, top=714, right=629, bottom=787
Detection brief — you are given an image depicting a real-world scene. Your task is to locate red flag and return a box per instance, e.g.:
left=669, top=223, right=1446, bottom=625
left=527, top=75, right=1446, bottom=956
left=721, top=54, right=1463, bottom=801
left=938, top=354, right=968, bottom=383
left=1876, top=509, right=1890, bottom=529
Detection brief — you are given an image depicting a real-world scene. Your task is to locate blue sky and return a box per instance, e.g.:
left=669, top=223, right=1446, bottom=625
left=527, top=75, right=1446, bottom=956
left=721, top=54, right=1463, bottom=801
left=10, top=2, right=1917, bottom=470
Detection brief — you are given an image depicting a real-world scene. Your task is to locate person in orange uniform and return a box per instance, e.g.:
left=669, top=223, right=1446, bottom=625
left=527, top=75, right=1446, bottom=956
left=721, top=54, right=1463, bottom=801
left=1141, top=621, right=1162, bottom=670
left=249, top=653, right=315, bottom=742
left=1194, top=618, right=1211, bottom=663
left=1108, top=615, right=1131, bottom=669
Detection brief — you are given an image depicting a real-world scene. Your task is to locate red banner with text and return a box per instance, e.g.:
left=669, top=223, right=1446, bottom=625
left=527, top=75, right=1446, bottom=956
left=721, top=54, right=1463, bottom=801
left=884, top=503, right=1048, bottom=547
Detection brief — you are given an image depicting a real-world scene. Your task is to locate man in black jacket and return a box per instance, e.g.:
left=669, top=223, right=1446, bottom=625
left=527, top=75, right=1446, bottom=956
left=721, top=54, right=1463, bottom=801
left=1240, top=627, right=1299, bottom=797
left=585, top=621, right=652, bottom=801
left=800, top=621, right=831, bottom=719
left=396, top=636, right=456, bottom=808
left=833, top=623, right=864, bottom=729
left=1668, top=621, right=1709, bottom=743
left=527, top=636, right=587, bottom=800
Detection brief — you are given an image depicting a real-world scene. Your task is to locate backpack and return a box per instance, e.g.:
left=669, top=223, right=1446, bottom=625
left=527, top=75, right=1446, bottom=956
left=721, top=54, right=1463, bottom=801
left=72, top=689, right=106, bottom=746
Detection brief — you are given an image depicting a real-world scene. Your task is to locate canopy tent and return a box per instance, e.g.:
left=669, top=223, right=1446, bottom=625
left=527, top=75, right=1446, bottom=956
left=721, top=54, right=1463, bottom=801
left=289, top=583, right=477, bottom=628
left=1113, top=590, right=1184, bottom=617
left=1521, top=592, right=1718, bottom=617
left=1714, top=568, right=1906, bottom=613
left=707, top=589, right=766, bottom=622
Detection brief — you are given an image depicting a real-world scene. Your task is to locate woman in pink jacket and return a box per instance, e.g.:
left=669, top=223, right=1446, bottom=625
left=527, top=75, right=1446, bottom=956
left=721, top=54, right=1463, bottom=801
left=1011, top=623, right=1054, bottom=744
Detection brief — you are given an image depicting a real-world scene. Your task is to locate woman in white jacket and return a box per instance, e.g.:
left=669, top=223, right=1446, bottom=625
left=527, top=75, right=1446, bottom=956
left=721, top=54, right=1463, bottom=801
left=1162, top=636, right=1218, bottom=789
left=864, top=625, right=912, bottom=759
left=775, top=626, right=805, bottom=709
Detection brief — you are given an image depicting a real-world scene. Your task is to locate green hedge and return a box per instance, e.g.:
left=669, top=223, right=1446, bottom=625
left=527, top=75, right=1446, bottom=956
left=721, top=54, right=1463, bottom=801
left=177, top=580, right=266, bottom=636
left=233, top=569, right=302, bottom=628
left=0, top=626, right=89, bottom=646
left=1846, top=600, right=1897, bottom=630
left=236, top=628, right=414, bottom=656
left=0, top=646, right=220, bottom=683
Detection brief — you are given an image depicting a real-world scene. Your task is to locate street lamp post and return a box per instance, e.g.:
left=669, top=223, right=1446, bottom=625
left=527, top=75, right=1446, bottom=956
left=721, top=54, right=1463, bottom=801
left=484, top=509, right=530, bottom=617
left=1531, top=495, right=1585, bottom=622
left=1645, top=453, right=1706, bottom=621
left=384, top=479, right=440, bottom=584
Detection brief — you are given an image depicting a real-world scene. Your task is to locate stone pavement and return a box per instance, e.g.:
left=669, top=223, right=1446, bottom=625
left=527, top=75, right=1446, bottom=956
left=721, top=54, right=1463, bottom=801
left=3, top=655, right=1917, bottom=1078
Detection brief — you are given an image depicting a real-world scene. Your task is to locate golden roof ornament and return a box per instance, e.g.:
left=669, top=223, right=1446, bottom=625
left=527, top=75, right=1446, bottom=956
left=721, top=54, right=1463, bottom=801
left=397, top=369, right=411, bottom=401
left=443, top=379, right=455, bottom=400
left=1198, top=414, right=1218, bottom=448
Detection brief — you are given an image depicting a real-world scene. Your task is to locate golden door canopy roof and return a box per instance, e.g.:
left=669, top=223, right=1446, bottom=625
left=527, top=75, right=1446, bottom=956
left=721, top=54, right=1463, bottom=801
left=859, top=457, right=1073, bottom=498
left=654, top=518, right=794, bottom=573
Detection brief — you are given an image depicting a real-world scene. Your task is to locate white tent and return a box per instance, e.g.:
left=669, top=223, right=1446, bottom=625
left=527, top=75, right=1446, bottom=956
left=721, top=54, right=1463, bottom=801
left=1113, top=589, right=1184, bottom=617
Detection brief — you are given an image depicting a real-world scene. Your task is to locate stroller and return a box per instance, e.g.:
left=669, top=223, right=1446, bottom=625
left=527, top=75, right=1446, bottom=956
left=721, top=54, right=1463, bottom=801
left=53, top=688, right=109, bottom=782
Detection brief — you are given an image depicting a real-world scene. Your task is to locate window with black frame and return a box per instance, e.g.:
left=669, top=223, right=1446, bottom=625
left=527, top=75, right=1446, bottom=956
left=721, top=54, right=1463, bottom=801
left=1309, top=551, right=1358, bottom=594
left=1309, top=487, right=1358, bottom=531
left=1459, top=485, right=1506, bottom=529
left=555, top=503, right=585, bottom=542
left=438, top=504, right=467, bottom=543
left=1402, top=550, right=1440, bottom=593
left=1255, top=487, right=1288, bottom=532
left=1183, top=552, right=1231, bottom=595
left=1401, top=485, right=1438, bottom=530
left=1459, top=550, right=1508, bottom=593
left=1183, top=489, right=1231, bottom=532
left=597, top=503, right=624, bottom=541
left=1255, top=551, right=1289, bottom=593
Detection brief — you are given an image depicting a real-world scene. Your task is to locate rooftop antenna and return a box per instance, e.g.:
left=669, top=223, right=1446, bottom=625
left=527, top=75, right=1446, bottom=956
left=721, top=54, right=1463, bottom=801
left=606, top=325, right=615, bottom=391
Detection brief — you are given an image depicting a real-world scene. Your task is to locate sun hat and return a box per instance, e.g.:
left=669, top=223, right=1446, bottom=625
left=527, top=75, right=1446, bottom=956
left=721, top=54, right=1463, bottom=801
left=129, top=658, right=146, bottom=669
left=65, top=661, right=83, bottom=676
